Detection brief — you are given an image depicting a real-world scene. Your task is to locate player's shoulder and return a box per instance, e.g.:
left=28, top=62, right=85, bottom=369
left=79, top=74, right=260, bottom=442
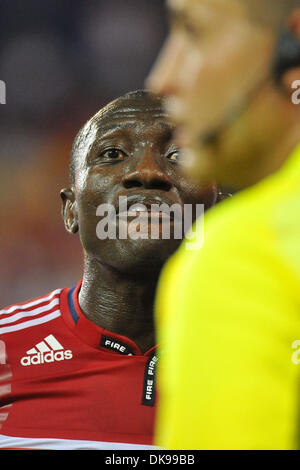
left=0, top=287, right=63, bottom=338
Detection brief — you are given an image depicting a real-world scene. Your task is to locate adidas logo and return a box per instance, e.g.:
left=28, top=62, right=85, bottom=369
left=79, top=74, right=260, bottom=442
left=20, top=334, right=73, bottom=366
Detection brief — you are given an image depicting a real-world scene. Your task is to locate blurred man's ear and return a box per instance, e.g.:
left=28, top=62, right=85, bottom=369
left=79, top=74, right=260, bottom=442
left=60, top=188, right=78, bottom=234
left=288, top=9, right=300, bottom=44
left=276, top=10, right=300, bottom=93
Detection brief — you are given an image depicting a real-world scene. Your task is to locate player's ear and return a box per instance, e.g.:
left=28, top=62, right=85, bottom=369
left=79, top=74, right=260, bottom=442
left=60, top=188, right=78, bottom=234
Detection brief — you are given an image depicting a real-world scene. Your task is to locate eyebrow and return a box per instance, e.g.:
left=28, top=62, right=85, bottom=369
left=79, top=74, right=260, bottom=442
left=85, top=126, right=128, bottom=160
left=168, top=6, right=197, bottom=33
left=88, top=119, right=176, bottom=155
left=169, top=8, right=185, bottom=23
left=89, top=125, right=133, bottom=152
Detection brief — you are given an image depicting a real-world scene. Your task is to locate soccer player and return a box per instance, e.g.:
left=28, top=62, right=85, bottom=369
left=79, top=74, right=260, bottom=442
left=0, top=90, right=218, bottom=450
left=147, top=0, right=300, bottom=449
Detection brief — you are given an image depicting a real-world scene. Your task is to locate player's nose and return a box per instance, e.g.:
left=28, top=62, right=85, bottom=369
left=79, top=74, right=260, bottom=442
left=122, top=149, right=172, bottom=191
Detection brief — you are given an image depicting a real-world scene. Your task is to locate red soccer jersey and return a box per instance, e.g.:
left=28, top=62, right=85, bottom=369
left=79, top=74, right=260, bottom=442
left=0, top=281, right=158, bottom=450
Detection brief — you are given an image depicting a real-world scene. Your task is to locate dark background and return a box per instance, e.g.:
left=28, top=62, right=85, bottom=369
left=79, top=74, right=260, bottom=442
left=0, top=0, right=168, bottom=305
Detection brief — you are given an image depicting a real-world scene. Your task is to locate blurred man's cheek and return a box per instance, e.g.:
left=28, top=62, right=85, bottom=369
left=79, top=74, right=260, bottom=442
left=179, top=25, right=272, bottom=140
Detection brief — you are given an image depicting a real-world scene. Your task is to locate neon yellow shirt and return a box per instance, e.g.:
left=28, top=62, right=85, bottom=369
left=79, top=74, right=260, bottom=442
left=155, top=143, right=300, bottom=450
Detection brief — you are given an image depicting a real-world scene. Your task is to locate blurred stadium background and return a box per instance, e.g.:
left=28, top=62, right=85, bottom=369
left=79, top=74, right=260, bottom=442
left=0, top=0, right=168, bottom=306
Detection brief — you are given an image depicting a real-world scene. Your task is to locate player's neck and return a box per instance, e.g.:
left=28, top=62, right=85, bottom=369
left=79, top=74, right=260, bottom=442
left=78, top=256, right=158, bottom=354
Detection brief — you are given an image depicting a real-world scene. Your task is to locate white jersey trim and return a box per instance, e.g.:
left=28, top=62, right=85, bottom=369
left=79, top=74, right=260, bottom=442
left=0, top=289, right=61, bottom=315
left=0, top=433, right=158, bottom=450
left=0, top=310, right=61, bottom=335
left=0, top=298, right=60, bottom=326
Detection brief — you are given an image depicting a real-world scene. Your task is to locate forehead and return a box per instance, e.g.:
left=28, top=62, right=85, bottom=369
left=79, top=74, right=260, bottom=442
left=92, top=97, right=173, bottom=135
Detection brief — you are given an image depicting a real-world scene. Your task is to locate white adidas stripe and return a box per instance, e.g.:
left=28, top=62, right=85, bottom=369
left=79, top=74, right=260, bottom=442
left=27, top=334, right=64, bottom=355
left=0, top=298, right=60, bottom=326
left=0, top=289, right=61, bottom=315
left=45, top=334, right=63, bottom=351
left=33, top=341, right=51, bottom=354
left=0, top=311, right=61, bottom=335
left=0, top=433, right=159, bottom=450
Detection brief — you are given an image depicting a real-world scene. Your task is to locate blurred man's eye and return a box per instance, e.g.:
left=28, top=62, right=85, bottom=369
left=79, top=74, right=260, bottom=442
left=171, top=15, right=202, bottom=40
left=101, top=148, right=126, bottom=160
left=183, top=21, right=202, bottom=40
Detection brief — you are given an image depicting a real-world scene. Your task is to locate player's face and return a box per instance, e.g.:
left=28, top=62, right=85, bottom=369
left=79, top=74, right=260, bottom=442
left=147, top=0, right=279, bottom=188
left=65, top=96, right=217, bottom=275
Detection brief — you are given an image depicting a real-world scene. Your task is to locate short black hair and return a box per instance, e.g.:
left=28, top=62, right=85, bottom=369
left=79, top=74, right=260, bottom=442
left=69, top=90, right=163, bottom=185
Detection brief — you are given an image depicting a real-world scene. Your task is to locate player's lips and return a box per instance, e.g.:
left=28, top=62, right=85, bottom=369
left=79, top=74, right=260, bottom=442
left=115, top=194, right=182, bottom=221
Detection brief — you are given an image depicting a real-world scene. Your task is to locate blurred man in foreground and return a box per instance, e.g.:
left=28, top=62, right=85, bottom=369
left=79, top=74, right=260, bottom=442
left=147, top=0, right=300, bottom=449
left=0, top=90, right=218, bottom=450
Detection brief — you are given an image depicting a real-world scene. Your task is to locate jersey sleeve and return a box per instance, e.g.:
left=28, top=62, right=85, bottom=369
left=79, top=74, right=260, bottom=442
left=154, top=198, right=300, bottom=450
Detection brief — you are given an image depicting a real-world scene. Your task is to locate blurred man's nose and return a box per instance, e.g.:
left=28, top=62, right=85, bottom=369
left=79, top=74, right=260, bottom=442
left=146, top=34, right=184, bottom=96
left=122, top=149, right=172, bottom=191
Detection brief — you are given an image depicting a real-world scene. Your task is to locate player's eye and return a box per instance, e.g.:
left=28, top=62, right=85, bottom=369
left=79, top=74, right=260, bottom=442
left=167, top=150, right=180, bottom=163
left=101, top=148, right=126, bottom=161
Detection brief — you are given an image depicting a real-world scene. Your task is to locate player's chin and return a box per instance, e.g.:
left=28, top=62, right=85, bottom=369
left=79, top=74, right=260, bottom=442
left=108, top=237, right=182, bottom=276
left=121, top=236, right=182, bottom=256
